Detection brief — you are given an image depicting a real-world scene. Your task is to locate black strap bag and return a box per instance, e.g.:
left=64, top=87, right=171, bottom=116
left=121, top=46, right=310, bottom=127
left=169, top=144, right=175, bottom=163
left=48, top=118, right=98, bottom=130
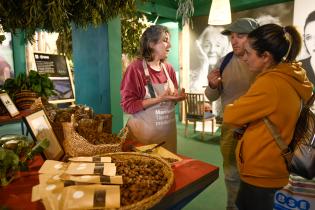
left=264, top=94, right=315, bottom=180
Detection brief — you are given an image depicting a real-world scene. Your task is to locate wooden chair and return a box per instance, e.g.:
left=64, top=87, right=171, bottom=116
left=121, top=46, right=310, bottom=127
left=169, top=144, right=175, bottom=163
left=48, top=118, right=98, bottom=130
left=184, top=93, right=215, bottom=140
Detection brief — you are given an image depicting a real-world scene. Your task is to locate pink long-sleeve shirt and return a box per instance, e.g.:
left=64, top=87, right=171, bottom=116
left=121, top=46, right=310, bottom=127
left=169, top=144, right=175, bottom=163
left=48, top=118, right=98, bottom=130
left=120, top=59, right=178, bottom=114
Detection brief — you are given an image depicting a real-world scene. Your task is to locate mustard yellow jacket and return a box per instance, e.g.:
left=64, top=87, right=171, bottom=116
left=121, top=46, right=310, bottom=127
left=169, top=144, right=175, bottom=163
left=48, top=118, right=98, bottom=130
left=224, top=62, right=313, bottom=188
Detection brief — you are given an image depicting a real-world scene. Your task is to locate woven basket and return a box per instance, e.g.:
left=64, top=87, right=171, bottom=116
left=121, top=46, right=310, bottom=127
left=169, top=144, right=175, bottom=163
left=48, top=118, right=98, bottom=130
left=62, top=121, right=128, bottom=157
left=15, top=90, right=38, bottom=110
left=107, top=152, right=174, bottom=210
left=30, top=97, right=46, bottom=112
left=30, top=99, right=102, bottom=146
left=51, top=121, right=64, bottom=145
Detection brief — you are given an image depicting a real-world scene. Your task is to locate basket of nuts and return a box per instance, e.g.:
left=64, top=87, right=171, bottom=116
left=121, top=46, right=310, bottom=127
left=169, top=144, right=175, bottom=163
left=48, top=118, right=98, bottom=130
left=62, top=118, right=128, bottom=157
left=108, top=152, right=174, bottom=210
left=30, top=98, right=98, bottom=146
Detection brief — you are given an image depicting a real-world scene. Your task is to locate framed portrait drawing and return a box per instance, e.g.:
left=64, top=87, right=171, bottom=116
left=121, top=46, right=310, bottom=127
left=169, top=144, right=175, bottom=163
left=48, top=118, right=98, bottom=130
left=293, top=0, right=315, bottom=60
left=0, top=92, right=19, bottom=117
left=24, top=110, right=64, bottom=160
left=293, top=0, right=315, bottom=85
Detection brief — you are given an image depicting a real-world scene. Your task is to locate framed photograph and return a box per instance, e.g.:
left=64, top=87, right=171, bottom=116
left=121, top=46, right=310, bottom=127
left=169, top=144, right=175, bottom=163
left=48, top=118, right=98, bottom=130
left=23, top=110, right=64, bottom=160
left=0, top=92, right=19, bottom=117
left=0, top=32, right=14, bottom=86
left=33, top=52, right=75, bottom=104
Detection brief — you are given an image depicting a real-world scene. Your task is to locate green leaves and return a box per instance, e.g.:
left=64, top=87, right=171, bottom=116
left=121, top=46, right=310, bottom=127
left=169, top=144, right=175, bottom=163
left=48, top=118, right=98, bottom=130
left=0, top=0, right=137, bottom=44
left=0, top=148, right=20, bottom=186
left=0, top=0, right=148, bottom=59
left=30, top=139, right=49, bottom=156
left=176, top=0, right=194, bottom=28
left=121, top=12, right=148, bottom=58
left=0, top=135, right=49, bottom=185
left=3, top=70, right=56, bottom=99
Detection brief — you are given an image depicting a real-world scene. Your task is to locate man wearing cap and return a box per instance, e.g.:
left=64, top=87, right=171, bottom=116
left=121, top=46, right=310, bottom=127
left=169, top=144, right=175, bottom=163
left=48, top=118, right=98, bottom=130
left=205, top=18, right=259, bottom=210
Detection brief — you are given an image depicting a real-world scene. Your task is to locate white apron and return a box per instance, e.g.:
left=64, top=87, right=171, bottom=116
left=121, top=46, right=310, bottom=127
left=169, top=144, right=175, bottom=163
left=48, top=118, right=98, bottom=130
left=127, top=61, right=177, bottom=152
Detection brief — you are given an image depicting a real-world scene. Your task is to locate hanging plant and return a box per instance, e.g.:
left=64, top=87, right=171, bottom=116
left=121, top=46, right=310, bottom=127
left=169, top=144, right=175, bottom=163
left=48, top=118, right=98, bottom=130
left=0, top=0, right=149, bottom=59
left=121, top=12, right=149, bottom=58
left=56, top=27, right=72, bottom=60
left=55, top=0, right=148, bottom=60
left=176, top=0, right=195, bottom=28
left=0, top=0, right=138, bottom=43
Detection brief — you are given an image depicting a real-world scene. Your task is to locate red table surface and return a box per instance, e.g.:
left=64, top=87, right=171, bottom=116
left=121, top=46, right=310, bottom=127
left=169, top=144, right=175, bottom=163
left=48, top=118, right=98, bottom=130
left=0, top=155, right=44, bottom=210
left=0, top=141, right=219, bottom=209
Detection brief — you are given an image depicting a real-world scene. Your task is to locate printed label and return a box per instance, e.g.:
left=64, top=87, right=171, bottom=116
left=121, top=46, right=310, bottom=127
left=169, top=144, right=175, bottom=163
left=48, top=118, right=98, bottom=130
left=274, top=191, right=312, bottom=210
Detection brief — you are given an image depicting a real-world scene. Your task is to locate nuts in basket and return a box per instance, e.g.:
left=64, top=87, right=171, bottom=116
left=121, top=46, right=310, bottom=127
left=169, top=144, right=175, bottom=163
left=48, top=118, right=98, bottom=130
left=112, top=157, right=169, bottom=206
left=76, top=118, right=119, bottom=145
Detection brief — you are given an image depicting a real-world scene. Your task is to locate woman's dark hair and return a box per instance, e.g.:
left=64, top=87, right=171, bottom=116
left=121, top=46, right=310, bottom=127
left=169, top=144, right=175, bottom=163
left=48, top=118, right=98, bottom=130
left=248, top=23, right=302, bottom=63
left=304, top=10, right=315, bottom=32
left=140, top=25, right=169, bottom=61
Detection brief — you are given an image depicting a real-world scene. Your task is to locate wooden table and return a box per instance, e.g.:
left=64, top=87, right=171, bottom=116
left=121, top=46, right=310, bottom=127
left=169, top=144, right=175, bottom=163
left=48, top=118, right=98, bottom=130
left=0, top=109, right=34, bottom=135
left=0, top=145, right=219, bottom=210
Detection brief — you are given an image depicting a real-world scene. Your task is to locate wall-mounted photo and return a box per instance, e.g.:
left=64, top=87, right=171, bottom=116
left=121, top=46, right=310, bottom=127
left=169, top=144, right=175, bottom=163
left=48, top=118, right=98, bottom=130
left=294, top=0, right=315, bottom=85
left=0, top=32, right=14, bottom=86
left=33, top=52, right=75, bottom=104
left=49, top=78, right=74, bottom=100
left=190, top=25, right=230, bottom=92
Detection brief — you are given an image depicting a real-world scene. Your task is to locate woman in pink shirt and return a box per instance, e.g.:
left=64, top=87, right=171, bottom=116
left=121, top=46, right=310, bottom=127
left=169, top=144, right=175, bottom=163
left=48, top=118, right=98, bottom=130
left=120, top=25, right=185, bottom=152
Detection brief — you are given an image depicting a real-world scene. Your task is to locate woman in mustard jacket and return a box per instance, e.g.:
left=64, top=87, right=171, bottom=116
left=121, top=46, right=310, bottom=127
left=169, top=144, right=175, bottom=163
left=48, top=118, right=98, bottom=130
left=223, top=24, right=313, bottom=210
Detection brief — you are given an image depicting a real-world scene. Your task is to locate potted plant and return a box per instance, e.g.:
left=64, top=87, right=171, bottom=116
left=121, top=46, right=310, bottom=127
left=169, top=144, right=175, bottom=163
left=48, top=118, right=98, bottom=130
left=0, top=134, right=49, bottom=186
left=3, top=70, right=55, bottom=110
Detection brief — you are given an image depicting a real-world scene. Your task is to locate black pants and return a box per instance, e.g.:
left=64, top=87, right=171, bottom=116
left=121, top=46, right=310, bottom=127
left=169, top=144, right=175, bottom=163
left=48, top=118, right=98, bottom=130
left=236, top=180, right=281, bottom=210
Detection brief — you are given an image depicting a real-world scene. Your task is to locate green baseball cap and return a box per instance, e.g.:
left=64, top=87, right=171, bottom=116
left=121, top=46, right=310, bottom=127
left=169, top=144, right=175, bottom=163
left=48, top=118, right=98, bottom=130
left=221, top=18, right=259, bottom=35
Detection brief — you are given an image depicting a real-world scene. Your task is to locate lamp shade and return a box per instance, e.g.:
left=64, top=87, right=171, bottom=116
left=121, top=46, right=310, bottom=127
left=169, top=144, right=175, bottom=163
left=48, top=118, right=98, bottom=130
left=208, top=0, right=231, bottom=25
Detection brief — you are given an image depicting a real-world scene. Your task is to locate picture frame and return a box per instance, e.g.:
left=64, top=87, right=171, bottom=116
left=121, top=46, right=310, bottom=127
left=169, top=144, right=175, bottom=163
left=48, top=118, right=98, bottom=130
left=23, top=110, right=64, bottom=160
left=33, top=52, right=75, bottom=104
left=0, top=92, right=19, bottom=117
left=0, top=32, right=15, bottom=86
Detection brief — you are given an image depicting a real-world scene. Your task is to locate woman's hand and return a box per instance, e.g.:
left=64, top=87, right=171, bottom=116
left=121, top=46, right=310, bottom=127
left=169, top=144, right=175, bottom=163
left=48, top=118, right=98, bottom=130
left=160, top=88, right=186, bottom=102
left=176, top=88, right=186, bottom=101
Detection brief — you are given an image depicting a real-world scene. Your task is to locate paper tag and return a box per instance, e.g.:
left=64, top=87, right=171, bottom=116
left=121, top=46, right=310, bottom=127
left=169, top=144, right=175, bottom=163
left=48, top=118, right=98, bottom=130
left=65, top=162, right=116, bottom=176
left=60, top=185, right=120, bottom=209
left=60, top=174, right=123, bottom=185
left=36, top=178, right=67, bottom=210
left=39, top=160, right=68, bottom=174
left=68, top=156, right=111, bottom=163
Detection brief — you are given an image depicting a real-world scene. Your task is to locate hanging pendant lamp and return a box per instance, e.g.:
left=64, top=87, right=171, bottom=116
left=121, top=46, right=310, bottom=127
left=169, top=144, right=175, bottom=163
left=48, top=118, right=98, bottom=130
left=208, top=0, right=232, bottom=25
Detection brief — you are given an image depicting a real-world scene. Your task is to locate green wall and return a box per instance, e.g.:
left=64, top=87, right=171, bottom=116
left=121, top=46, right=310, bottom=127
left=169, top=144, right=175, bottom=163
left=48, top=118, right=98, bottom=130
left=161, top=21, right=179, bottom=77
left=72, top=18, right=123, bottom=133
left=12, top=30, right=26, bottom=75
left=72, top=24, right=111, bottom=113
left=159, top=20, right=180, bottom=114
left=108, top=18, right=124, bottom=132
